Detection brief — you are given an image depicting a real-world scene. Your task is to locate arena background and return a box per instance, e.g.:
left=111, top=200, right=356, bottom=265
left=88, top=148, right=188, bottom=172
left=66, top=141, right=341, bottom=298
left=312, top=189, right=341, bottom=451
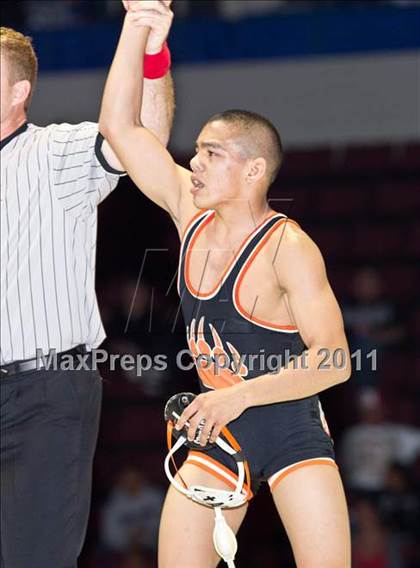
left=2, top=1, right=419, bottom=567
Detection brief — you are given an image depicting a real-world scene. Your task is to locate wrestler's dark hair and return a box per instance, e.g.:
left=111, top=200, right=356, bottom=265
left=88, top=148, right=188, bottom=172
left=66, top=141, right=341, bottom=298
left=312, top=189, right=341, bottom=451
left=205, top=109, right=283, bottom=184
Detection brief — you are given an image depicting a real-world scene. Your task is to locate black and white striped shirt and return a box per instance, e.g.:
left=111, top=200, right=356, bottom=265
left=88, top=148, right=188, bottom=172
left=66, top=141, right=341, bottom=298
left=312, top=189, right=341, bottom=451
left=0, top=121, right=122, bottom=364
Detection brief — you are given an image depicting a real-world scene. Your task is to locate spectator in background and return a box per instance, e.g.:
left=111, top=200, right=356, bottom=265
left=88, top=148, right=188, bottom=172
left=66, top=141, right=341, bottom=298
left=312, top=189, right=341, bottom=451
left=108, top=279, right=153, bottom=338
left=106, top=336, right=170, bottom=396
left=106, top=278, right=177, bottom=343
left=103, top=278, right=173, bottom=396
left=22, top=0, right=86, bottom=30
left=16, top=0, right=125, bottom=30
left=219, top=0, right=285, bottom=19
left=119, top=546, right=152, bottom=568
left=100, top=467, right=164, bottom=556
left=352, top=499, right=402, bottom=568
left=343, top=267, right=405, bottom=388
left=344, top=268, right=405, bottom=347
left=378, top=463, right=420, bottom=540
left=7, top=0, right=407, bottom=31
left=339, top=389, right=420, bottom=497
left=410, top=453, right=420, bottom=493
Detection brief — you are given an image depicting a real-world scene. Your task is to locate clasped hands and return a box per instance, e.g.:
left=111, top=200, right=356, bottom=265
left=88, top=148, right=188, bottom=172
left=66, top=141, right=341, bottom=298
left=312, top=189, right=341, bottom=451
left=121, top=0, right=173, bottom=54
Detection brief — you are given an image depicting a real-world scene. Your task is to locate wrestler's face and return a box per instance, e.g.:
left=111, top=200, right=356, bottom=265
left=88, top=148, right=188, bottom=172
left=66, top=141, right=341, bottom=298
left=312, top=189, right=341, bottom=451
left=189, top=120, right=250, bottom=210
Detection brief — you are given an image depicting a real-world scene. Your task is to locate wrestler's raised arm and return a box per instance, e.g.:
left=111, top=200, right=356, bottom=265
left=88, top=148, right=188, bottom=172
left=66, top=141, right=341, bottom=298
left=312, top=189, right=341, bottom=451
left=100, top=1, right=175, bottom=174
left=99, top=1, right=198, bottom=233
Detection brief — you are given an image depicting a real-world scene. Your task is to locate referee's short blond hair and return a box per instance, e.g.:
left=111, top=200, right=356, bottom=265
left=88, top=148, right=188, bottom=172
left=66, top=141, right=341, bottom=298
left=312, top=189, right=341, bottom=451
left=0, top=27, right=38, bottom=109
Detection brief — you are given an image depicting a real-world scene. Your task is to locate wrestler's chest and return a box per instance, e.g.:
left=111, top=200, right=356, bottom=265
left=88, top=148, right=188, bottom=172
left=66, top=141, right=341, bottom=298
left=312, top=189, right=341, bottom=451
left=187, top=247, right=282, bottom=302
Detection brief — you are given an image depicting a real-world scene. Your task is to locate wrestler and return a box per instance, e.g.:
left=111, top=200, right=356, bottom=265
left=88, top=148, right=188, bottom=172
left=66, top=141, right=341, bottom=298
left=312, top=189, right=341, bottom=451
left=99, top=3, right=351, bottom=567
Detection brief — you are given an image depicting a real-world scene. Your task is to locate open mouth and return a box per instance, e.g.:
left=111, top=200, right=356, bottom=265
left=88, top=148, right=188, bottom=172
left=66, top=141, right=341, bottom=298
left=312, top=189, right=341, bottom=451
left=191, top=176, right=205, bottom=192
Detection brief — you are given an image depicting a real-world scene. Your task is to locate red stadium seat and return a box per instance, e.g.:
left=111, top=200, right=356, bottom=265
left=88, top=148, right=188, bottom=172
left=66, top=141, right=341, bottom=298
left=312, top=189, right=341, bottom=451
left=374, top=181, right=420, bottom=215
left=101, top=372, right=146, bottom=401
left=397, top=143, right=420, bottom=172
left=342, top=145, right=392, bottom=175
left=269, top=185, right=313, bottom=217
left=326, top=266, right=354, bottom=299
left=411, top=308, right=420, bottom=341
left=351, top=224, right=404, bottom=259
left=379, top=264, right=420, bottom=301
left=100, top=404, right=165, bottom=445
left=380, top=352, right=412, bottom=379
left=407, top=223, right=420, bottom=256
left=315, top=185, right=369, bottom=217
left=93, top=448, right=167, bottom=491
left=280, top=148, right=332, bottom=178
left=306, top=226, right=348, bottom=260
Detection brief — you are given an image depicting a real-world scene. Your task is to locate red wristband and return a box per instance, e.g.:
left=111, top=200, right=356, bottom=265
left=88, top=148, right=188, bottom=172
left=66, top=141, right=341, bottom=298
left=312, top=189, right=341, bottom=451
left=143, top=42, right=171, bottom=79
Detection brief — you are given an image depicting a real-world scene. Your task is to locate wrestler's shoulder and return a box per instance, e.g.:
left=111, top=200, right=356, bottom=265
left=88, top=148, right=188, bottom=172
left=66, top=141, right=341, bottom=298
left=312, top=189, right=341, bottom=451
left=267, top=218, right=318, bottom=251
left=265, top=219, right=325, bottom=266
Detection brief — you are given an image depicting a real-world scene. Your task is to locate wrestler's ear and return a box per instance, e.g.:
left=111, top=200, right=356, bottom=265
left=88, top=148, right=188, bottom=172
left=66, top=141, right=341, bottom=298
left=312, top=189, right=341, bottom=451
left=245, top=157, right=266, bottom=184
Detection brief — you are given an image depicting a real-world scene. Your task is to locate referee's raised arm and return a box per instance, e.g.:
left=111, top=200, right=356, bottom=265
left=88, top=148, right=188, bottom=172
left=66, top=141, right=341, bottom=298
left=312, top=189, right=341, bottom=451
left=0, top=9, right=174, bottom=567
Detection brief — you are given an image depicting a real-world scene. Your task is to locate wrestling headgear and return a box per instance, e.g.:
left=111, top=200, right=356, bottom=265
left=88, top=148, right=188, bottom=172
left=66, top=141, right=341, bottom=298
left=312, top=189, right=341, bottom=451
left=164, top=392, right=252, bottom=567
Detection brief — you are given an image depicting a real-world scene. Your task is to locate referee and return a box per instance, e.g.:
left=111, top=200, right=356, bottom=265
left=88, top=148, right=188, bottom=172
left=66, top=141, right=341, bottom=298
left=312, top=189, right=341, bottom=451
left=0, top=6, right=174, bottom=567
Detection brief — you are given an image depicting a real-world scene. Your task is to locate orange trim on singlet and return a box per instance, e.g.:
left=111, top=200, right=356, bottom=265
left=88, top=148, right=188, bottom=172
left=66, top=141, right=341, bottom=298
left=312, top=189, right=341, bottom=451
left=167, top=421, right=174, bottom=449
left=269, top=458, right=338, bottom=493
left=219, top=427, right=252, bottom=494
left=180, top=209, right=209, bottom=242
left=220, top=426, right=242, bottom=452
left=234, top=218, right=300, bottom=331
left=187, top=459, right=238, bottom=490
left=185, top=211, right=279, bottom=299
left=186, top=450, right=253, bottom=500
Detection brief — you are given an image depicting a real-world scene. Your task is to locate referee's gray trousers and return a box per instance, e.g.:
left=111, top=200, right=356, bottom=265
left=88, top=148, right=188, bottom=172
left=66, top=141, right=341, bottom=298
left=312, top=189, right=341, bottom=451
left=0, top=368, right=102, bottom=568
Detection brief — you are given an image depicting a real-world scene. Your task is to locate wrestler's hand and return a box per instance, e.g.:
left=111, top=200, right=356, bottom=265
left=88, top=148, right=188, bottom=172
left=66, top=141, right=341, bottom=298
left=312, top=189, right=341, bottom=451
left=123, top=1, right=173, bottom=55
left=175, top=385, right=249, bottom=447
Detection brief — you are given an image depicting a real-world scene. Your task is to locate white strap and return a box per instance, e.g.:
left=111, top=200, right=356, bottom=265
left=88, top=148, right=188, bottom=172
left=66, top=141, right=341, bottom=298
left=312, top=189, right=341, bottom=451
left=213, top=507, right=237, bottom=567
left=164, top=432, right=247, bottom=508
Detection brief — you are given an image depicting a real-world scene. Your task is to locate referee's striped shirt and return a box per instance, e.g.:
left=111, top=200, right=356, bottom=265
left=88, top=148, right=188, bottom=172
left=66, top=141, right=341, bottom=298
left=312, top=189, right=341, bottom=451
left=0, top=121, right=123, bottom=365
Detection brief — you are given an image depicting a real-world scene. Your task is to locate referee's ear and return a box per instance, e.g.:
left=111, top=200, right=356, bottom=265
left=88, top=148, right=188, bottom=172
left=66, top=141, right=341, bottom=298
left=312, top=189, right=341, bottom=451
left=12, top=79, right=31, bottom=109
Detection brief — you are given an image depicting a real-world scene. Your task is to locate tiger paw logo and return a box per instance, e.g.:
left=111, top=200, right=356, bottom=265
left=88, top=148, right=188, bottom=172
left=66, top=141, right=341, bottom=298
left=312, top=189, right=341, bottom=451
left=187, top=317, right=248, bottom=390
